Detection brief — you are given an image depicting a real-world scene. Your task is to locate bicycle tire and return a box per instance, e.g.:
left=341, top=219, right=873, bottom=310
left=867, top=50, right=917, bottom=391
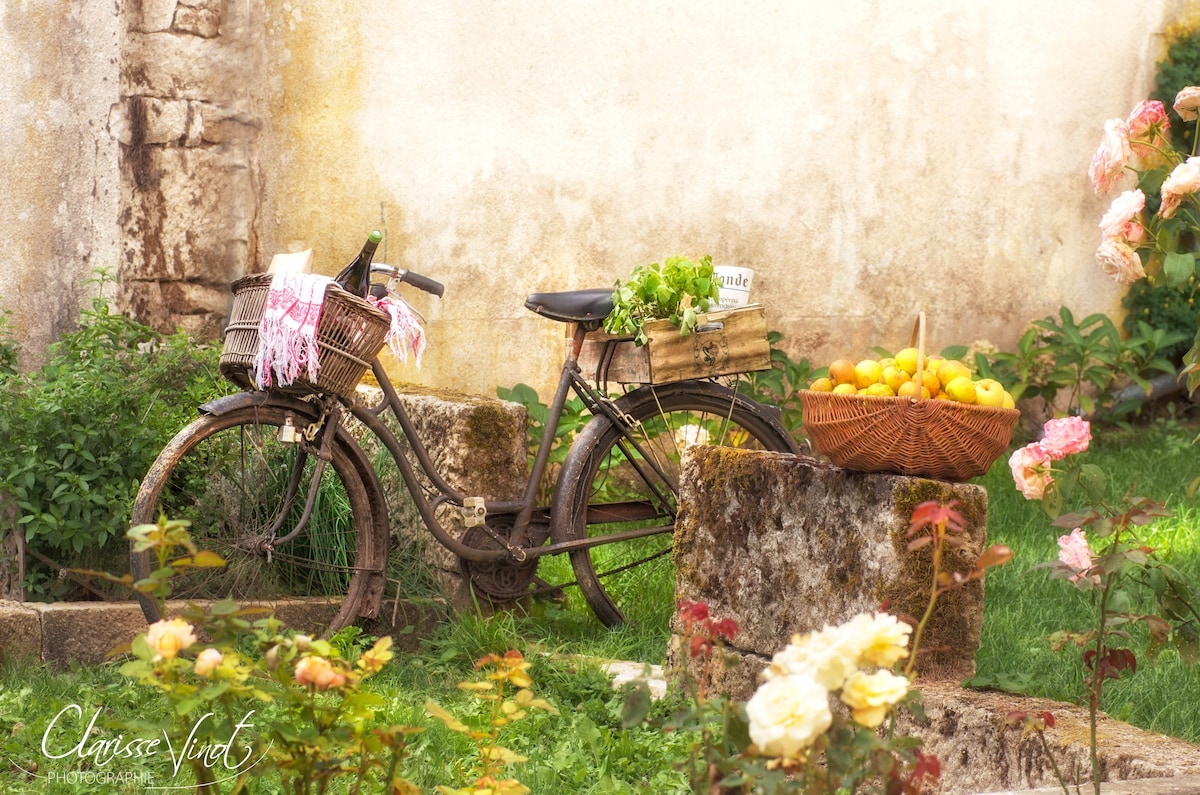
left=129, top=402, right=387, bottom=636
left=549, top=380, right=797, bottom=628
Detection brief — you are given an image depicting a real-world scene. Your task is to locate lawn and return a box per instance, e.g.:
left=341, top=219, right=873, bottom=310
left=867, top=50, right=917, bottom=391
left=1, top=410, right=1198, bottom=793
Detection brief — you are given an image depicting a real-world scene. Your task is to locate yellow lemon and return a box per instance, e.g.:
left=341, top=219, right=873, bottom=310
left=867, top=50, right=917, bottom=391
left=937, top=360, right=972, bottom=389
left=863, top=382, right=895, bottom=397
left=882, top=365, right=910, bottom=393
left=854, top=359, right=884, bottom=389
left=944, top=375, right=977, bottom=403
left=829, top=359, right=858, bottom=385
left=974, top=378, right=1006, bottom=407
left=1001, top=390, right=1016, bottom=410
left=897, top=380, right=930, bottom=400
left=809, top=376, right=834, bottom=392
left=894, top=347, right=920, bottom=376
left=925, top=354, right=946, bottom=375
left=832, top=382, right=859, bottom=395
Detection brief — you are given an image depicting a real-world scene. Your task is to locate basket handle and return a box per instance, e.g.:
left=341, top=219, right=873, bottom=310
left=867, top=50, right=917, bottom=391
left=909, top=311, right=927, bottom=401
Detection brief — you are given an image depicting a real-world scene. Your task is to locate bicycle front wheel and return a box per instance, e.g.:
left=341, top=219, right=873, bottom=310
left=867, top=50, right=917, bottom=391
left=550, top=381, right=797, bottom=628
left=129, top=402, right=387, bottom=636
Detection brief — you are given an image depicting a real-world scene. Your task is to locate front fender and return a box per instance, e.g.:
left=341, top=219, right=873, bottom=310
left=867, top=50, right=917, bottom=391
left=199, top=390, right=319, bottom=417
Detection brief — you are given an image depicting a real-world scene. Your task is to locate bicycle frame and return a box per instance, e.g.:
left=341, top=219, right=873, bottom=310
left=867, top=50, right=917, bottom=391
left=341, top=321, right=677, bottom=565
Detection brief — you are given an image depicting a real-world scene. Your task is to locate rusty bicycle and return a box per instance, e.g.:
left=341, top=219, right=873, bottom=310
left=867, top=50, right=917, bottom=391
left=129, top=262, right=799, bottom=634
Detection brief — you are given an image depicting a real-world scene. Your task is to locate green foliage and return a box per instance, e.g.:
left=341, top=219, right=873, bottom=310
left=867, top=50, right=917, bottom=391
left=496, top=383, right=589, bottom=505
left=735, top=330, right=812, bottom=438
left=973, top=307, right=1184, bottom=420
left=0, top=271, right=223, bottom=597
left=604, top=256, right=721, bottom=346
left=1151, top=29, right=1200, bottom=153
left=1121, top=275, right=1200, bottom=361
left=0, top=310, right=17, bottom=380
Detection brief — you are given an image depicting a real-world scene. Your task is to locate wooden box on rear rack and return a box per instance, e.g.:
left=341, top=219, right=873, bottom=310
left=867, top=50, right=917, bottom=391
left=576, top=304, right=772, bottom=385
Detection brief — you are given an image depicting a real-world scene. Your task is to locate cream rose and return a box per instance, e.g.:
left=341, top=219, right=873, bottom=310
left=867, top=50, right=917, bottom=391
left=145, top=618, right=197, bottom=661
left=1159, top=157, right=1200, bottom=219
left=1094, top=239, right=1146, bottom=284
left=839, top=670, right=910, bottom=729
left=1174, top=86, right=1200, bottom=122
left=193, top=648, right=223, bottom=676
left=767, top=626, right=859, bottom=691
left=746, top=674, right=833, bottom=758
left=1088, top=118, right=1130, bottom=194
left=839, top=612, right=912, bottom=668
left=1098, top=189, right=1145, bottom=242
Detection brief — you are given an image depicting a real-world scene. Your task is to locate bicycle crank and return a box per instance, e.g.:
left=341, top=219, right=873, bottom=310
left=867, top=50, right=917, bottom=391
left=457, top=520, right=540, bottom=601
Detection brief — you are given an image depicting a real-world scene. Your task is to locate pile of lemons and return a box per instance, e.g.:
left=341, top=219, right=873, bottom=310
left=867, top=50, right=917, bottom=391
left=808, top=347, right=1015, bottom=408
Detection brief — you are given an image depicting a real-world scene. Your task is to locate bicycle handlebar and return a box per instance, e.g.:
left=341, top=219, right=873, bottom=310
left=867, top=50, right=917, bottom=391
left=370, top=264, right=445, bottom=298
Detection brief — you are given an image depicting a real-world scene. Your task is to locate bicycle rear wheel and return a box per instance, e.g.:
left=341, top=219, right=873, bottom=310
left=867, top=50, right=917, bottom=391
left=549, top=381, right=797, bottom=628
left=129, top=402, right=387, bottom=636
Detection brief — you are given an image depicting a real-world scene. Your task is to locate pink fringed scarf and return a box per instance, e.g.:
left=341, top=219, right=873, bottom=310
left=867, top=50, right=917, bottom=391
left=254, top=273, right=334, bottom=390
left=370, top=294, right=427, bottom=368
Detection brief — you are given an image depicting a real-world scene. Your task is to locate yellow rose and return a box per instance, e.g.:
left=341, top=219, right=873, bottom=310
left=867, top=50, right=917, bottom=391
left=840, top=612, right=912, bottom=668
left=145, top=618, right=197, bottom=661
left=839, top=669, right=909, bottom=728
left=746, top=674, right=832, bottom=758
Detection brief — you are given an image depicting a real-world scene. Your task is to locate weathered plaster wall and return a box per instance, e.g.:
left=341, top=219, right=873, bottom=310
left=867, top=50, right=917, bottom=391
left=256, top=1, right=1175, bottom=398
left=0, top=1, right=1188, bottom=400
left=0, top=2, right=120, bottom=364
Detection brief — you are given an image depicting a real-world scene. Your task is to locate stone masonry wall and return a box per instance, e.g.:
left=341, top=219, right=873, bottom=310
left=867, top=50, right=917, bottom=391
left=112, top=0, right=264, bottom=339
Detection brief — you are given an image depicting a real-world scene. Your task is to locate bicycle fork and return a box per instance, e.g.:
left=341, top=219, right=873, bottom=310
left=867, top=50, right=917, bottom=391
left=256, top=400, right=343, bottom=560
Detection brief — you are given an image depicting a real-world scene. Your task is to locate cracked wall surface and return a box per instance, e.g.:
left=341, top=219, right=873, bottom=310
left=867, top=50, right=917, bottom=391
left=0, top=2, right=1188, bottom=396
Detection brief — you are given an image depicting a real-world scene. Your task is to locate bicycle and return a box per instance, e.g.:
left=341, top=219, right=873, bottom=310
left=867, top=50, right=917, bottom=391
left=129, top=263, right=801, bottom=634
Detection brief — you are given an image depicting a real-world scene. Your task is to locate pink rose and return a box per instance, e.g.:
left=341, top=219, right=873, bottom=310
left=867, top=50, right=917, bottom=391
left=1125, top=100, right=1169, bottom=158
left=1057, top=528, right=1097, bottom=584
left=1088, top=118, right=1131, bottom=194
left=1009, top=443, right=1052, bottom=500
left=1039, top=417, right=1091, bottom=459
left=1098, top=189, right=1145, bottom=242
left=1095, top=239, right=1146, bottom=284
left=294, top=655, right=347, bottom=690
left=1158, top=157, right=1200, bottom=219
left=1174, top=86, right=1200, bottom=122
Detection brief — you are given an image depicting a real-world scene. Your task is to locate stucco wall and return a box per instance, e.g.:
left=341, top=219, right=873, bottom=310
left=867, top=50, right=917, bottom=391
left=0, top=1, right=1186, bottom=401
left=0, top=1, right=120, bottom=363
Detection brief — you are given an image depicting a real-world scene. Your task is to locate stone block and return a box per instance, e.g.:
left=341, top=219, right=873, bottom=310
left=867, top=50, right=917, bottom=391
left=350, top=385, right=528, bottom=612
left=671, top=447, right=989, bottom=688
left=37, top=602, right=149, bottom=665
left=0, top=600, right=41, bottom=662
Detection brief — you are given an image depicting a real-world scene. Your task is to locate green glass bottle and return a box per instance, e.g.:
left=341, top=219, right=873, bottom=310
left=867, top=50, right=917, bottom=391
left=333, top=229, right=383, bottom=299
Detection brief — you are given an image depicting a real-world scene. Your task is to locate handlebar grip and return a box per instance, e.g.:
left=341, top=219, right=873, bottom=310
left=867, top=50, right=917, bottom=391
left=400, top=269, right=445, bottom=298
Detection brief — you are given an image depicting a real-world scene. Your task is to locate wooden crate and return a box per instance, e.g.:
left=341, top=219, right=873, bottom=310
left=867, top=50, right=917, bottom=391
left=577, top=304, right=771, bottom=384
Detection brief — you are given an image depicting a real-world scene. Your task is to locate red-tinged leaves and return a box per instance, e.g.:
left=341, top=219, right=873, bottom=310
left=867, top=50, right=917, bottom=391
left=1041, top=711, right=1055, bottom=728
left=678, top=600, right=709, bottom=623
left=903, top=750, right=940, bottom=794
left=907, top=536, right=933, bottom=552
left=1083, top=647, right=1137, bottom=680
left=908, top=500, right=965, bottom=538
left=976, top=545, right=1014, bottom=570
left=712, top=618, right=739, bottom=643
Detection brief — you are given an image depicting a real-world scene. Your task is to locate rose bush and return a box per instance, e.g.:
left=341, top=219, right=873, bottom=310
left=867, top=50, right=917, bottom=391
left=1089, top=86, right=1200, bottom=389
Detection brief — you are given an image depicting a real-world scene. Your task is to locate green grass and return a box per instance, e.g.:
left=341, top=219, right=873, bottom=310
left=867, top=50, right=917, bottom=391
left=972, top=413, right=1200, bottom=743
left=2, top=414, right=1200, bottom=793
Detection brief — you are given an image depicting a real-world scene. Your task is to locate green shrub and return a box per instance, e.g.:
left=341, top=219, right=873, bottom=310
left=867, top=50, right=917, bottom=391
left=0, top=271, right=225, bottom=599
left=1151, top=29, right=1200, bottom=153
left=1121, top=275, right=1200, bottom=362
left=0, top=310, right=16, bottom=380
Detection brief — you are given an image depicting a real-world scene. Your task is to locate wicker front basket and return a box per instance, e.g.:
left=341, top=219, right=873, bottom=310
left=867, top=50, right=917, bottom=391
left=799, top=390, right=1019, bottom=481
left=219, top=273, right=390, bottom=400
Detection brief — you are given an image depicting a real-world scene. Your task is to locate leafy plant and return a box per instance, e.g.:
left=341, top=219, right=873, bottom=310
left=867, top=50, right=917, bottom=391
left=1121, top=275, right=1200, bottom=362
left=973, top=307, right=1183, bottom=419
left=0, top=270, right=224, bottom=598
left=496, top=383, right=589, bottom=505
left=735, top=330, right=813, bottom=438
left=604, top=256, right=721, bottom=346
left=0, top=310, right=17, bottom=381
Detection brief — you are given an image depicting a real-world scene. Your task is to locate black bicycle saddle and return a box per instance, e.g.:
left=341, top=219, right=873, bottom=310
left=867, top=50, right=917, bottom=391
left=524, top=289, right=614, bottom=325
